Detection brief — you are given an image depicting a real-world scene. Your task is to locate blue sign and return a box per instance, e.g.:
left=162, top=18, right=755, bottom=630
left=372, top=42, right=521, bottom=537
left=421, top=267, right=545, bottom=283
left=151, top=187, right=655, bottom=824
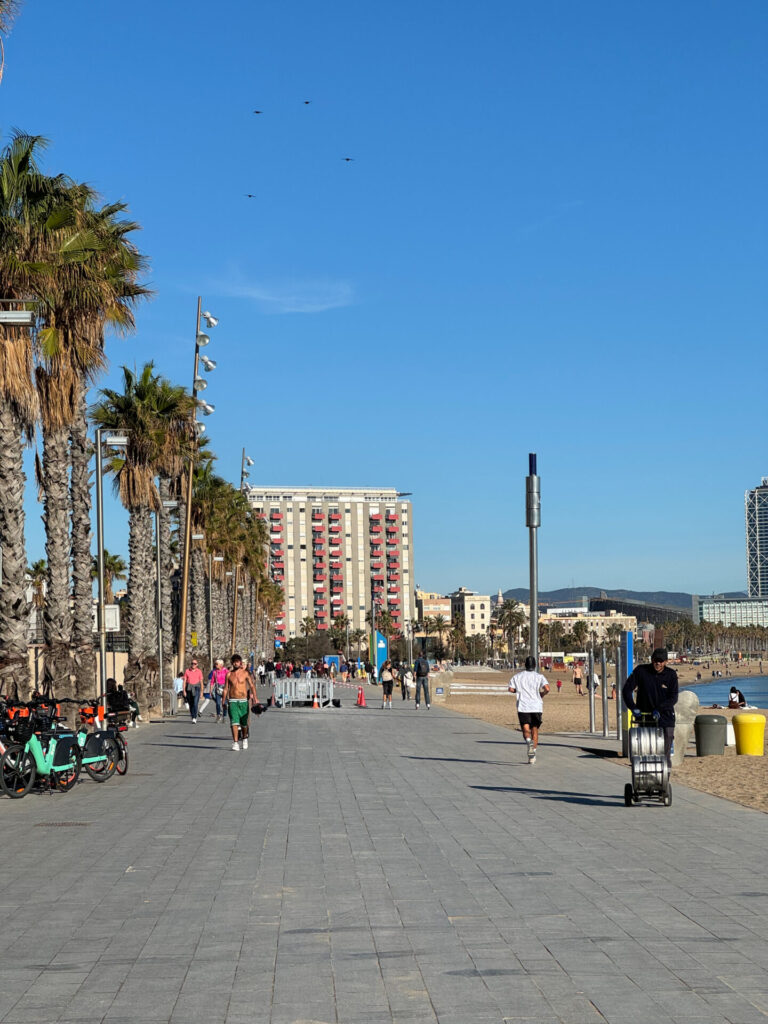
left=374, top=630, right=388, bottom=678
left=435, top=687, right=444, bottom=695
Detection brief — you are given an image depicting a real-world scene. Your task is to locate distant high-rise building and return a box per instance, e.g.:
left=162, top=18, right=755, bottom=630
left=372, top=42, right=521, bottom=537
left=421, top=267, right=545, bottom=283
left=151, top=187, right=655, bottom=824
left=746, top=478, right=768, bottom=597
left=245, top=486, right=413, bottom=646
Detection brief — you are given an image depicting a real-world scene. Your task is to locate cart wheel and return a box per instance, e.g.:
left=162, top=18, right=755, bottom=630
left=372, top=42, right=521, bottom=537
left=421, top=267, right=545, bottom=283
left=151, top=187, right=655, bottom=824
left=624, top=783, right=633, bottom=807
left=663, top=784, right=672, bottom=807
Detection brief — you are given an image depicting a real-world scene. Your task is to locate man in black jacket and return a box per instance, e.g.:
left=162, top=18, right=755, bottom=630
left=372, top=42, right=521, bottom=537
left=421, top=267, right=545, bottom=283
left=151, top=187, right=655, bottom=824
left=623, top=648, right=679, bottom=768
left=414, top=655, right=431, bottom=710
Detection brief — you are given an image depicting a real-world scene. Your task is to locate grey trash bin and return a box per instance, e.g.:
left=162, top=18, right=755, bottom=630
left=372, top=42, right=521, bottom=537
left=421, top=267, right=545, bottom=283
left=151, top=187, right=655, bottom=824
left=694, top=714, right=727, bottom=756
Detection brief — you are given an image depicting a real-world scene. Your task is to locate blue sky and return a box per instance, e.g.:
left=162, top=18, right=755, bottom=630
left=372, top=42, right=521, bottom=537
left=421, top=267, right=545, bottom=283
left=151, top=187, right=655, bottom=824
left=4, top=0, right=766, bottom=596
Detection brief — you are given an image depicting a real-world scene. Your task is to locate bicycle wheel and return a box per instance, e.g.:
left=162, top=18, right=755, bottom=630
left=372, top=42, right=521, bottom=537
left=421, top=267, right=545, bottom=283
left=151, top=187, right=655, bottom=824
left=53, top=746, right=81, bottom=792
left=1, top=744, right=36, bottom=798
left=115, top=736, right=129, bottom=776
left=84, top=737, right=118, bottom=782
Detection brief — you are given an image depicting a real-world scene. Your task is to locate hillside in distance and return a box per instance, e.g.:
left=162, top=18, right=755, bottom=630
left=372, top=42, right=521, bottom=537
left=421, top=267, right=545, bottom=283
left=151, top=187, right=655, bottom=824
left=502, top=587, right=747, bottom=610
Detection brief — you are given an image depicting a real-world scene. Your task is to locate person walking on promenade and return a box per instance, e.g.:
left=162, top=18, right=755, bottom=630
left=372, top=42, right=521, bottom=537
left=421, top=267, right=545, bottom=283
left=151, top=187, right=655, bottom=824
left=508, top=655, right=550, bottom=764
left=379, top=660, right=395, bottom=709
left=572, top=662, right=584, bottom=695
left=623, top=648, right=678, bottom=770
left=183, top=657, right=204, bottom=723
left=265, top=657, right=276, bottom=688
left=414, top=653, right=431, bottom=710
left=208, top=658, right=227, bottom=722
left=223, top=654, right=257, bottom=751
left=402, top=664, right=414, bottom=700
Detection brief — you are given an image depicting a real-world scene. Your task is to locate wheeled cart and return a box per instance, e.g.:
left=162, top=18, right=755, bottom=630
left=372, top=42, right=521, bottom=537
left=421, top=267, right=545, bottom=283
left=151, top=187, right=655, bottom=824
left=624, top=714, right=671, bottom=807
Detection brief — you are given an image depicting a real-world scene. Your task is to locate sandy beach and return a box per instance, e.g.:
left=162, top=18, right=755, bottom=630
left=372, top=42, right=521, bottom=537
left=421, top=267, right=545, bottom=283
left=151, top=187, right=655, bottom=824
left=445, top=667, right=768, bottom=814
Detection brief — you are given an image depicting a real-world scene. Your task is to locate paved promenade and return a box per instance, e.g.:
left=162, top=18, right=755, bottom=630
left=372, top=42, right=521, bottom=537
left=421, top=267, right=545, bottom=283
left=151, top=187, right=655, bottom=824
left=2, top=687, right=768, bottom=1024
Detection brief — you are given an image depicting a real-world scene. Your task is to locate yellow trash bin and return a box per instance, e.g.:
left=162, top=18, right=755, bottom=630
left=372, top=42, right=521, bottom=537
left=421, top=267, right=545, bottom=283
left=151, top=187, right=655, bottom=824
left=733, top=713, right=766, bottom=756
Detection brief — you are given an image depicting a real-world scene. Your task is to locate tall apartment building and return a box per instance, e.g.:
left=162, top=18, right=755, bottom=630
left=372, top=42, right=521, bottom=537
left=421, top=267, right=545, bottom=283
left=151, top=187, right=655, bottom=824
left=245, top=486, right=413, bottom=646
left=746, top=478, right=768, bottom=597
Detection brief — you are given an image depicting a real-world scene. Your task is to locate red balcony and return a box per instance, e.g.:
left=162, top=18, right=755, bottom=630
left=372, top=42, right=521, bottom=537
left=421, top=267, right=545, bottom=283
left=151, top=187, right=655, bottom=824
left=315, top=598, right=327, bottom=607
left=315, top=585, right=327, bottom=593
left=313, top=574, right=325, bottom=582
left=387, top=574, right=400, bottom=582
left=270, top=511, right=283, bottom=519
left=330, top=561, right=342, bottom=570
left=313, top=547, right=326, bottom=555
left=329, top=513, right=341, bottom=521
left=312, top=523, right=323, bottom=532
left=386, top=513, right=397, bottom=522
left=386, top=525, right=397, bottom=533
left=373, top=573, right=384, bottom=581
left=312, top=512, right=323, bottom=521
left=370, top=513, right=382, bottom=521
left=331, top=596, right=342, bottom=605
left=370, top=525, right=382, bottom=535
left=329, top=525, right=341, bottom=534
left=371, top=561, right=382, bottom=570
left=316, top=622, right=328, bottom=630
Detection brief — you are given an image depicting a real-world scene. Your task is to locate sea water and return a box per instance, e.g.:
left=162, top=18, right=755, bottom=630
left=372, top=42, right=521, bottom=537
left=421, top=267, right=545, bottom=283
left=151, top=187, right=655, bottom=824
left=684, top=675, right=768, bottom=708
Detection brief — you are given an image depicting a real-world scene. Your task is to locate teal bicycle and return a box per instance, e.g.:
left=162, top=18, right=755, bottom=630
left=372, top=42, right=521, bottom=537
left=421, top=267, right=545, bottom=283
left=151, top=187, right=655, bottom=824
left=0, top=706, right=81, bottom=797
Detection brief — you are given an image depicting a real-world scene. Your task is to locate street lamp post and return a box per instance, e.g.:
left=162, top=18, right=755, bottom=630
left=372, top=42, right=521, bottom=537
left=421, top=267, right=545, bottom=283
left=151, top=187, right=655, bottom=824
left=94, top=430, right=128, bottom=719
left=526, top=453, right=541, bottom=663
left=230, top=450, right=254, bottom=656
left=177, top=297, right=217, bottom=673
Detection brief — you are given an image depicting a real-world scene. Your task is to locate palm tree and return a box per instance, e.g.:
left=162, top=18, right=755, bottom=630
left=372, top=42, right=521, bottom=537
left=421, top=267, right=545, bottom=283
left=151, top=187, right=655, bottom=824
left=91, top=363, right=194, bottom=708
left=422, top=615, right=435, bottom=655
left=497, top=599, right=526, bottom=665
left=0, top=131, right=71, bottom=698
left=0, top=0, right=21, bottom=84
left=432, top=614, right=448, bottom=657
left=27, top=558, right=46, bottom=609
left=90, top=549, right=127, bottom=605
left=350, top=628, right=366, bottom=661
left=300, top=616, right=316, bottom=659
left=572, top=619, right=589, bottom=651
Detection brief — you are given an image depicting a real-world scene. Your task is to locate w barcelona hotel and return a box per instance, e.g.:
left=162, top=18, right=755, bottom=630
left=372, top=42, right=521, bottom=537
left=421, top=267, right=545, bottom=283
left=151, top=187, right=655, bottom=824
left=244, top=486, right=415, bottom=647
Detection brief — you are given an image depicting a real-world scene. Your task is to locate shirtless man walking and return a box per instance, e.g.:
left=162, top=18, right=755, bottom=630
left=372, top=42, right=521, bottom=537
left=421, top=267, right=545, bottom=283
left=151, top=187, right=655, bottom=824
left=223, top=653, right=256, bottom=752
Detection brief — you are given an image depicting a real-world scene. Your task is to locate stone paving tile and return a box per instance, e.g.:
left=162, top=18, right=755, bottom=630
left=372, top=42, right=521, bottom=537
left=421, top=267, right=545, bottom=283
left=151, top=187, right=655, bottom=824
left=3, top=696, right=768, bottom=1023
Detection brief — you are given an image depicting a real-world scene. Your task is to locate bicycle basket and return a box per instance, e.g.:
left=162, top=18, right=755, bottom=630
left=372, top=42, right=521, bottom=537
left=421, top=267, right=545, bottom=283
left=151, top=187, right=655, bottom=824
left=9, top=717, right=34, bottom=743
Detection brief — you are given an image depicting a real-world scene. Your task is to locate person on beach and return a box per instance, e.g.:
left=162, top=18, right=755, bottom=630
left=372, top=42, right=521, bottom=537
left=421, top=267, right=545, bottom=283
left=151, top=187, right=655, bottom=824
left=402, top=665, right=414, bottom=700
left=572, top=662, right=584, bottom=695
left=508, top=656, right=550, bottom=764
left=223, top=653, right=257, bottom=751
left=182, top=657, right=204, bottom=723
left=556, top=679, right=562, bottom=695
left=623, top=648, right=678, bottom=769
left=728, top=686, right=747, bottom=709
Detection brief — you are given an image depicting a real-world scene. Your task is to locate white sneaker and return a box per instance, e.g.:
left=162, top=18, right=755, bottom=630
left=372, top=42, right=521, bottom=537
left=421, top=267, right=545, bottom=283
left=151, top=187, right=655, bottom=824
left=242, top=738, right=249, bottom=750
left=232, top=742, right=240, bottom=751
left=426, top=704, right=430, bottom=710
left=192, top=718, right=197, bottom=724
left=528, top=747, right=537, bottom=765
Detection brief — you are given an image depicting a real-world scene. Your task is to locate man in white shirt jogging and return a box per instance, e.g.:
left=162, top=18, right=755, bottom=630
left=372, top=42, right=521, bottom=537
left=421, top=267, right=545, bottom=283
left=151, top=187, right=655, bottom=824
left=508, top=656, right=550, bottom=764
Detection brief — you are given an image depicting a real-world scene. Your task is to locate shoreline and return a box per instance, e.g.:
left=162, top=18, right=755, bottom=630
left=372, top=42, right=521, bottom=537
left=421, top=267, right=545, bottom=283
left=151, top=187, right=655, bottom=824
left=445, top=667, right=768, bottom=814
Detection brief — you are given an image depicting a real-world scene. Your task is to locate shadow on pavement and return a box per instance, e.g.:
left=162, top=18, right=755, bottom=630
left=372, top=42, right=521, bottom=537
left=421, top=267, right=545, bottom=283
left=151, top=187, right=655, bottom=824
left=148, top=743, right=228, bottom=751
left=471, top=784, right=619, bottom=807
left=405, top=755, right=521, bottom=767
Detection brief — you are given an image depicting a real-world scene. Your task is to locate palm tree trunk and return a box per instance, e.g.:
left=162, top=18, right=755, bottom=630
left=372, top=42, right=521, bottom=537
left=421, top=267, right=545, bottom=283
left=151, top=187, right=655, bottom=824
left=214, top=578, right=226, bottom=660
left=0, top=404, right=30, bottom=699
left=125, top=505, right=155, bottom=708
left=70, top=385, right=96, bottom=699
left=190, top=547, right=208, bottom=674
left=42, top=423, right=73, bottom=698
left=157, top=478, right=175, bottom=683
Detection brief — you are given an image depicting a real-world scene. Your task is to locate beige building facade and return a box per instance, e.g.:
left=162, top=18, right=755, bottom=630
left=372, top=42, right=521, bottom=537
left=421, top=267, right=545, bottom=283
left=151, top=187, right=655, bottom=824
left=538, top=609, right=637, bottom=640
left=415, top=592, right=452, bottom=621
left=245, top=486, right=413, bottom=645
left=450, top=587, right=491, bottom=636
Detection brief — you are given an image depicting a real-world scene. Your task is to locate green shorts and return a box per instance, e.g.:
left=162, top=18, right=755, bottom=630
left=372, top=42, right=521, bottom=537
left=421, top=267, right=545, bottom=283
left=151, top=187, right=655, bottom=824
left=228, top=699, right=250, bottom=726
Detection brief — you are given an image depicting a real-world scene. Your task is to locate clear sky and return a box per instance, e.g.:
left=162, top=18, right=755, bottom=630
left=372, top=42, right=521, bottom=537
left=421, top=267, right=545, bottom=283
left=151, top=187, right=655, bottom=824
left=4, top=0, right=766, bottom=597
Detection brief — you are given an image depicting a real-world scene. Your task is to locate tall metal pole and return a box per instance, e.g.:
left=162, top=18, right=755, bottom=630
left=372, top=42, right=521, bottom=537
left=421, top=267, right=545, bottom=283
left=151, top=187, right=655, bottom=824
left=208, top=553, right=214, bottom=668
left=588, top=641, right=595, bottom=733
left=526, top=453, right=541, bottom=662
left=177, top=295, right=202, bottom=673
left=95, top=429, right=107, bottom=716
left=601, top=644, right=608, bottom=737
left=155, top=510, right=163, bottom=701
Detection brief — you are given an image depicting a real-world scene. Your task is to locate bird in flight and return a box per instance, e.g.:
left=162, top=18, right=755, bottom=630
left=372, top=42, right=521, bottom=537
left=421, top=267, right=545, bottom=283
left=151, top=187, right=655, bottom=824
left=245, top=194, right=257, bottom=199
left=342, top=157, right=355, bottom=162
left=253, top=109, right=263, bottom=114
left=303, top=100, right=311, bottom=105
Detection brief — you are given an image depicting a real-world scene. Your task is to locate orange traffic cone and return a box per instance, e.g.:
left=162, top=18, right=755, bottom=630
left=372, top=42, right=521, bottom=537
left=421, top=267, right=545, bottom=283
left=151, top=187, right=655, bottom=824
left=313, top=692, right=319, bottom=709
left=356, top=685, right=367, bottom=708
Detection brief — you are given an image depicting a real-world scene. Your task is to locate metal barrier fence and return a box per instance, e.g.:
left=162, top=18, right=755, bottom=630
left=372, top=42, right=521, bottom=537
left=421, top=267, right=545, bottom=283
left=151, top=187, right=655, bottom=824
left=276, top=674, right=334, bottom=708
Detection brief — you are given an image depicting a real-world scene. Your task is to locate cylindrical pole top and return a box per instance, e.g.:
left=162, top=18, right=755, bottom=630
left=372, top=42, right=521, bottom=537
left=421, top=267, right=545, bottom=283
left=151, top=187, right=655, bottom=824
left=528, top=452, right=537, bottom=476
